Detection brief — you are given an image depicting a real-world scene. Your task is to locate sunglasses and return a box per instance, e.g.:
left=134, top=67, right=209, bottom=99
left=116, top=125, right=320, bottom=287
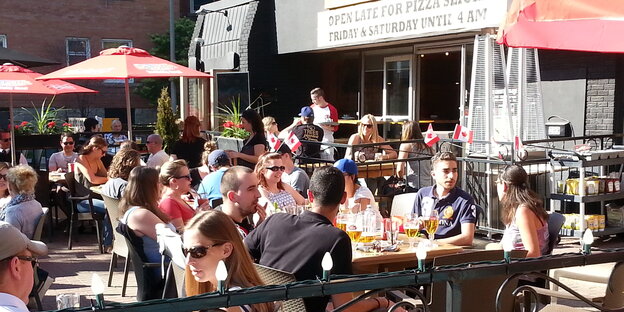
left=1, top=255, right=38, bottom=266
left=63, top=141, right=75, bottom=146
left=266, top=166, right=286, bottom=172
left=173, top=174, right=191, bottom=180
left=0, top=174, right=6, bottom=180
left=361, top=124, right=373, bottom=129
left=183, top=244, right=222, bottom=259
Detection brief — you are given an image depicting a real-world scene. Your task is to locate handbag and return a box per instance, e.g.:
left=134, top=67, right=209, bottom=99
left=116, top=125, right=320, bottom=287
left=380, top=175, right=407, bottom=196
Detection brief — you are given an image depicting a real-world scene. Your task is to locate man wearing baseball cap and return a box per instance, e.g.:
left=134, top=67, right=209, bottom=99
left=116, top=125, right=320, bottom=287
left=197, top=150, right=231, bottom=207
left=0, top=221, right=48, bottom=311
left=279, top=106, right=323, bottom=164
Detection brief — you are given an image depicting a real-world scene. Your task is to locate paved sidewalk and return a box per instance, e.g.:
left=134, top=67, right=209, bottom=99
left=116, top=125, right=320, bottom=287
left=36, top=226, right=622, bottom=311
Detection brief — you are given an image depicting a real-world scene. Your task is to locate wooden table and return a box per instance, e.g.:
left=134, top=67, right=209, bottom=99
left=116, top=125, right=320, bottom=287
left=357, top=162, right=396, bottom=179
left=351, top=237, right=463, bottom=274
left=90, top=185, right=103, bottom=195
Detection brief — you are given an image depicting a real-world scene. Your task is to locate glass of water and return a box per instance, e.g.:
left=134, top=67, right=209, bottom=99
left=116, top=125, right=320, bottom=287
left=56, top=293, right=80, bottom=309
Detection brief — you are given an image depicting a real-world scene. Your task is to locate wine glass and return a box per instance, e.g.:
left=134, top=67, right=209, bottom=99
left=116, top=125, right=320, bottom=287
left=403, top=213, right=420, bottom=247
left=420, top=210, right=439, bottom=247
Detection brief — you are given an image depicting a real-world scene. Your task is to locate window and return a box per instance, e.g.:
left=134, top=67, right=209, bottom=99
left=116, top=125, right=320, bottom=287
left=0, top=35, right=6, bottom=47
left=66, top=38, right=90, bottom=65
left=102, top=39, right=133, bottom=83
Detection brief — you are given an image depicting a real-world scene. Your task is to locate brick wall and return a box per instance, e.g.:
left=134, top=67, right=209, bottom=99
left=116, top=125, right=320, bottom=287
left=0, top=0, right=180, bottom=110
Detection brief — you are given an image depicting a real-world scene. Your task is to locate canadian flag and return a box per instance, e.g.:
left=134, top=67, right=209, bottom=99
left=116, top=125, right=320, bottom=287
left=514, top=136, right=524, bottom=150
left=424, top=123, right=439, bottom=147
left=452, top=124, right=474, bottom=143
left=285, top=132, right=302, bottom=152
left=267, top=133, right=282, bottom=151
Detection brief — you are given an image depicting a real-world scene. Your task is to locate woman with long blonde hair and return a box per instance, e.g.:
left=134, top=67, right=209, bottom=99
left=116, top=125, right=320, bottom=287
left=396, top=121, right=434, bottom=191
left=184, top=210, right=274, bottom=312
left=255, top=152, right=305, bottom=211
left=344, top=114, right=397, bottom=161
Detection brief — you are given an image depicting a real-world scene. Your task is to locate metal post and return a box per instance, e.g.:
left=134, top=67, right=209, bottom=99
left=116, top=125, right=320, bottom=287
left=169, top=0, right=178, bottom=113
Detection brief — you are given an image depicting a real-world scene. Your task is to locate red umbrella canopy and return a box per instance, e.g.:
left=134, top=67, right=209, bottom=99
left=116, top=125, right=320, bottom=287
left=497, top=0, right=624, bottom=53
left=37, top=46, right=212, bottom=80
left=0, top=64, right=97, bottom=94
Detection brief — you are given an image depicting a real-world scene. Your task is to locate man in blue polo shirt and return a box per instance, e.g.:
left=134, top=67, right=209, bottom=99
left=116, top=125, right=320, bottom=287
left=412, top=151, right=477, bottom=246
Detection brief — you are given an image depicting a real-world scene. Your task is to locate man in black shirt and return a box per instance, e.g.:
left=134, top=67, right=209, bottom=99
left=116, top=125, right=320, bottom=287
left=245, top=167, right=388, bottom=312
left=219, top=166, right=266, bottom=237
left=279, top=106, right=323, bottom=164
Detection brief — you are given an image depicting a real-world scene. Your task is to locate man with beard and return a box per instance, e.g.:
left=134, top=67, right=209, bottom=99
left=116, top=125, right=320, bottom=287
left=411, top=151, right=477, bottom=246
left=218, top=166, right=267, bottom=238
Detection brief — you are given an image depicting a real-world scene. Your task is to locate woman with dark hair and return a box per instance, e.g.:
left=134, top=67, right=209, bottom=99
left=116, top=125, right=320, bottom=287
left=101, top=149, right=141, bottom=199
left=184, top=210, right=274, bottom=312
left=396, top=121, right=434, bottom=191
left=497, top=165, right=549, bottom=257
left=171, top=115, right=206, bottom=168
left=226, top=109, right=267, bottom=169
left=255, top=152, right=305, bottom=211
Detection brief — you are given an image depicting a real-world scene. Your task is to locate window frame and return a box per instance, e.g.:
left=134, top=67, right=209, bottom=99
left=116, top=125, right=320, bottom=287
left=65, top=37, right=91, bottom=66
left=101, top=39, right=133, bottom=84
left=0, top=35, right=7, bottom=48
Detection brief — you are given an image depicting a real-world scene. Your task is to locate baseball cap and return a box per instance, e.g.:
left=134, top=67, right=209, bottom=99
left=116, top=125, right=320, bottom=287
left=333, top=158, right=358, bottom=175
left=299, top=106, right=314, bottom=117
left=0, top=221, right=48, bottom=260
left=208, top=150, right=230, bottom=167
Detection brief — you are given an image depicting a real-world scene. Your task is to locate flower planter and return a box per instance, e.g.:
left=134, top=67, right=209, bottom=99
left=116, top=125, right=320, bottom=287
left=215, top=136, right=244, bottom=152
left=15, top=134, right=61, bottom=150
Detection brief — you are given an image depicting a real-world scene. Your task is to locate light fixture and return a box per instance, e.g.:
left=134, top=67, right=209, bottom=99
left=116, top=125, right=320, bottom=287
left=91, top=273, right=105, bottom=309
left=322, top=252, right=333, bottom=281
left=420, top=54, right=425, bottom=58
left=445, top=52, right=449, bottom=56
left=502, top=238, right=514, bottom=263
left=197, top=8, right=233, bottom=32
left=216, top=260, right=228, bottom=294
left=416, top=247, right=427, bottom=271
left=581, top=229, right=594, bottom=254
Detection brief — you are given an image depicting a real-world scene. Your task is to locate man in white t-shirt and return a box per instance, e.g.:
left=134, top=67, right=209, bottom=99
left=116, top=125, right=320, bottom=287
left=146, top=134, right=169, bottom=169
left=278, top=145, right=310, bottom=198
left=0, top=222, right=48, bottom=312
left=309, top=88, right=339, bottom=161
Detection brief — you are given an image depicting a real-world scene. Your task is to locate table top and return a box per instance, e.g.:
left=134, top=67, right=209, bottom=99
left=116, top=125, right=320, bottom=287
left=90, top=185, right=103, bottom=195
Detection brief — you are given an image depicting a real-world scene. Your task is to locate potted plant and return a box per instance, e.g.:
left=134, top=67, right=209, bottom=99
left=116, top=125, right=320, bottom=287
left=215, top=96, right=249, bottom=152
left=14, top=97, right=65, bottom=149
left=155, top=87, right=180, bottom=153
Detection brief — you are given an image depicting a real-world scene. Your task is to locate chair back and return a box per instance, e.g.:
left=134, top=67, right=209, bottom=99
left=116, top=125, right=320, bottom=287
left=254, top=264, right=307, bottom=312
left=64, top=172, right=78, bottom=197
left=32, top=208, right=49, bottom=241
left=430, top=249, right=527, bottom=312
left=103, top=195, right=127, bottom=257
left=545, top=212, right=565, bottom=255
left=603, top=262, right=624, bottom=309
left=390, top=193, right=418, bottom=217
left=121, top=233, right=164, bottom=301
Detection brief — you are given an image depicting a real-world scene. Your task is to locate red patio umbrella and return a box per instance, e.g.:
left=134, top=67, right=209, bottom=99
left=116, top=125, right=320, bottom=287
left=0, top=63, right=98, bottom=165
left=37, top=46, right=213, bottom=138
left=497, top=0, right=624, bottom=52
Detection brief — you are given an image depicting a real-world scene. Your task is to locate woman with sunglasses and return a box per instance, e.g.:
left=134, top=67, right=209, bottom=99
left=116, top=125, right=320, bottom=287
left=255, top=152, right=305, bottom=212
left=497, top=165, right=549, bottom=257
left=344, top=114, right=397, bottom=162
left=0, top=162, right=10, bottom=209
left=159, top=160, right=207, bottom=232
left=48, top=133, right=78, bottom=172
left=184, top=210, right=274, bottom=312
left=262, top=116, right=279, bottom=139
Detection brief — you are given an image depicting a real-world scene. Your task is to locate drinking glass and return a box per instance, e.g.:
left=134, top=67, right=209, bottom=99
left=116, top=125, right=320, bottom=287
left=384, top=218, right=400, bottom=245
left=56, top=293, right=80, bottom=309
left=345, top=212, right=363, bottom=249
left=420, top=210, right=439, bottom=247
left=403, top=213, right=420, bottom=247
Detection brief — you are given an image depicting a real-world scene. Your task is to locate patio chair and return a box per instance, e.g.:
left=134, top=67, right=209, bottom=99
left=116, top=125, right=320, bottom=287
left=428, top=249, right=527, bottom=312
left=158, top=226, right=185, bottom=298
left=28, top=208, right=54, bottom=310
left=390, top=193, right=418, bottom=217
left=254, top=263, right=307, bottom=312
left=65, top=171, right=104, bottom=253
left=102, top=195, right=131, bottom=297
left=506, top=262, right=624, bottom=311
left=545, top=212, right=565, bottom=255
left=32, top=207, right=49, bottom=241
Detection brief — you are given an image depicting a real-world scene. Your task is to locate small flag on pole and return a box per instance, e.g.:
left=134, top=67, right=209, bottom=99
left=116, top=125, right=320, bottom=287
left=424, top=124, right=439, bottom=147
left=285, top=132, right=302, bottom=152
left=268, top=133, right=282, bottom=151
left=452, top=124, right=474, bottom=143
left=514, top=136, right=524, bottom=151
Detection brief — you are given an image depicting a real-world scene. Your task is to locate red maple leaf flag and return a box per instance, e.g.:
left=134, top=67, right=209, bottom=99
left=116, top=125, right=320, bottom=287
left=452, top=124, right=474, bottom=143
left=514, top=136, right=524, bottom=150
left=268, top=133, right=282, bottom=151
left=285, top=132, right=302, bottom=152
left=424, top=123, right=439, bottom=147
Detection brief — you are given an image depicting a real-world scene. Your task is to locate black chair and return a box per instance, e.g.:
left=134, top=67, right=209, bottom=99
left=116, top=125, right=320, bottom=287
left=102, top=195, right=131, bottom=296
left=545, top=212, right=565, bottom=255
left=65, top=171, right=104, bottom=253
left=117, top=222, right=164, bottom=301
left=28, top=208, right=53, bottom=310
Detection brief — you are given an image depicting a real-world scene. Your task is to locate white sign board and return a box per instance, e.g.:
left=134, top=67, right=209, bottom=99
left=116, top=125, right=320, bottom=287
left=318, top=0, right=507, bottom=47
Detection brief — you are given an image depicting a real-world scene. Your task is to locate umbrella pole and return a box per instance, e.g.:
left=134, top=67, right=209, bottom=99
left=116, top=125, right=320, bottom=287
left=125, top=79, right=133, bottom=139
left=9, top=93, right=16, bottom=166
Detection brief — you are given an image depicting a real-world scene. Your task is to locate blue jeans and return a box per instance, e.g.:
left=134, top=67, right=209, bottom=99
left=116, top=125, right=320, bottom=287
left=78, top=199, right=113, bottom=246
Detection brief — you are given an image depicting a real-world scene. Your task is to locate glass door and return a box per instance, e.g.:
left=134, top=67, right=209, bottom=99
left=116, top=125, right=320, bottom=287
left=383, top=55, right=413, bottom=120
